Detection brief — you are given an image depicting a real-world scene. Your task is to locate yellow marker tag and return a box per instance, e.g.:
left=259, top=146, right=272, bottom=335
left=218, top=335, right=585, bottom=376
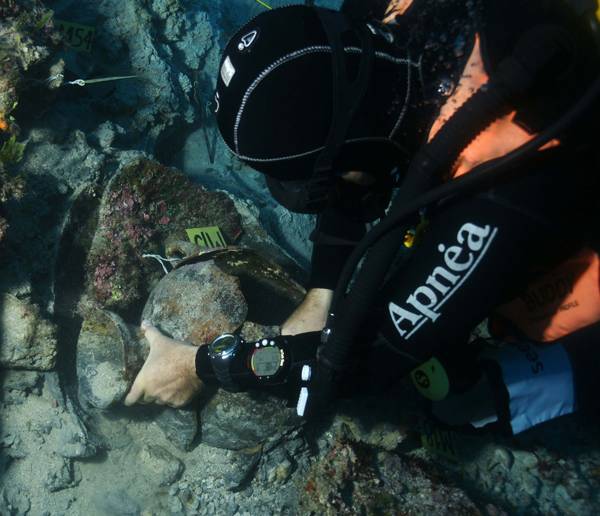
left=410, top=357, right=450, bottom=401
left=421, top=428, right=459, bottom=462
left=186, top=226, right=226, bottom=249
left=596, top=0, right=600, bottom=22
left=55, top=19, right=95, bottom=53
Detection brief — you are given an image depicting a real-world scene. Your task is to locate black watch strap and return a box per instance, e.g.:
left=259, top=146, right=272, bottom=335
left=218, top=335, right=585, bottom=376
left=212, top=353, right=240, bottom=391
left=195, top=346, right=218, bottom=385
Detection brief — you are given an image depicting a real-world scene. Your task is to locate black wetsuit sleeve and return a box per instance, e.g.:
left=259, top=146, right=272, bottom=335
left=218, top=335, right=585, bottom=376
left=308, top=207, right=366, bottom=289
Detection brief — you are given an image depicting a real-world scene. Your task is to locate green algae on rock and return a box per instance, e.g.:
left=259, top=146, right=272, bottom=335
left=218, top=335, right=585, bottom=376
left=0, top=0, right=61, bottom=243
left=85, top=158, right=242, bottom=315
left=76, top=307, right=137, bottom=409
left=0, top=0, right=59, bottom=129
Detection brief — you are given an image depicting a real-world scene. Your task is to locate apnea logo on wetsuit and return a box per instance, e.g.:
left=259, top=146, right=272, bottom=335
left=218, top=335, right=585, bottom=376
left=389, top=222, right=498, bottom=339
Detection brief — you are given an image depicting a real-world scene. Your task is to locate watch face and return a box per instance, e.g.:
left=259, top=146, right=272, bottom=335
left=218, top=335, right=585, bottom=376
left=209, top=334, right=239, bottom=359
left=250, top=346, right=283, bottom=377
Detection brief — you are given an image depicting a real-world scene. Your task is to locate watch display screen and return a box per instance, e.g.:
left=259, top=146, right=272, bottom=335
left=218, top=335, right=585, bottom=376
left=250, top=346, right=282, bottom=377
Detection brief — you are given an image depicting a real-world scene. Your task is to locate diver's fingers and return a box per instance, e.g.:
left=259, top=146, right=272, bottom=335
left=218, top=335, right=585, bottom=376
left=141, top=320, right=175, bottom=349
left=124, top=376, right=145, bottom=406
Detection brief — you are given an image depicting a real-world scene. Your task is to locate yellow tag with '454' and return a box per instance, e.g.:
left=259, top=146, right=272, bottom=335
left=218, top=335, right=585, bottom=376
left=55, top=20, right=95, bottom=53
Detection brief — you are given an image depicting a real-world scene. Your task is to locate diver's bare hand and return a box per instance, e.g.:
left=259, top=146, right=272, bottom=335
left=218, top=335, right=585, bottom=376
left=124, top=321, right=202, bottom=408
left=281, top=288, right=333, bottom=335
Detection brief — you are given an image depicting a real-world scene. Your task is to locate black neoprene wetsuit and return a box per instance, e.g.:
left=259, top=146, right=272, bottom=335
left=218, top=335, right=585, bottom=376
left=307, top=143, right=600, bottom=433
left=197, top=0, right=600, bottom=435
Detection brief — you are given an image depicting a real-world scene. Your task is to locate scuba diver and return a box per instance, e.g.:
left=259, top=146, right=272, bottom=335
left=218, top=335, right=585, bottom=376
left=125, top=0, right=600, bottom=435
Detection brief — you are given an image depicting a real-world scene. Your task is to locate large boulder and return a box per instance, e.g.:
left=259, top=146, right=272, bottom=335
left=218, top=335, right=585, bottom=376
left=141, top=259, right=247, bottom=346
left=85, top=158, right=243, bottom=316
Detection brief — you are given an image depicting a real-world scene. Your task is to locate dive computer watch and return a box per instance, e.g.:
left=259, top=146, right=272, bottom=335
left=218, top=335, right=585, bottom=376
left=207, top=333, right=243, bottom=391
left=197, top=332, right=320, bottom=394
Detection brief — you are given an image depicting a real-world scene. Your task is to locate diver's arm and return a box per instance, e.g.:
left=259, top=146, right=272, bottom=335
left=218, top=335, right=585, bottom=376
left=307, top=207, right=366, bottom=290
left=281, top=288, right=333, bottom=335
left=282, top=208, right=365, bottom=335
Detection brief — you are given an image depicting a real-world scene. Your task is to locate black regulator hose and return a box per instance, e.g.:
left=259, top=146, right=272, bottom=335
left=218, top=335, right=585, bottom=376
left=317, top=25, right=577, bottom=375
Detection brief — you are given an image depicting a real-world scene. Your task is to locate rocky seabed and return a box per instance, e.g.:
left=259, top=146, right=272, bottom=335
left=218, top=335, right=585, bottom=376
left=1, top=0, right=600, bottom=515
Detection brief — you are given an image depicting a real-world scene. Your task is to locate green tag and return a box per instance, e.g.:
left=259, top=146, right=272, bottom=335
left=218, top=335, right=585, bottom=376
left=421, top=427, right=459, bottom=462
left=410, top=357, right=450, bottom=401
left=186, top=226, right=226, bottom=249
left=55, top=19, right=95, bottom=53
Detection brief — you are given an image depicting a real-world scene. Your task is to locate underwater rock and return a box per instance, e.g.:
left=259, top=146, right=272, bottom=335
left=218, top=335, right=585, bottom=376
left=141, top=260, right=247, bottom=345
left=54, top=407, right=97, bottom=459
left=229, top=195, right=310, bottom=279
left=91, top=488, right=141, bottom=516
left=0, top=369, right=42, bottom=395
left=76, top=307, right=136, bottom=409
left=142, top=248, right=305, bottom=345
left=199, top=389, right=299, bottom=451
left=138, top=248, right=304, bottom=450
left=333, top=396, right=414, bottom=452
left=154, top=408, right=199, bottom=452
left=224, top=446, right=263, bottom=492
left=0, top=0, right=60, bottom=245
left=85, top=158, right=242, bottom=316
left=0, top=293, right=57, bottom=370
left=0, top=0, right=59, bottom=132
left=0, top=130, right=130, bottom=314
left=138, top=444, right=184, bottom=487
left=181, top=135, right=315, bottom=271
left=44, top=456, right=81, bottom=493
left=191, top=247, right=306, bottom=327
left=261, top=447, right=295, bottom=486
left=299, top=437, right=481, bottom=515
left=94, top=0, right=218, bottom=140
left=0, top=486, right=31, bottom=516
left=0, top=388, right=96, bottom=462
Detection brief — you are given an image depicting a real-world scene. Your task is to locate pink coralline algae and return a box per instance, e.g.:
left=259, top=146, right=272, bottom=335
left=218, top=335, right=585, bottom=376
left=86, top=159, right=243, bottom=314
left=103, top=187, right=155, bottom=247
left=93, top=259, right=117, bottom=302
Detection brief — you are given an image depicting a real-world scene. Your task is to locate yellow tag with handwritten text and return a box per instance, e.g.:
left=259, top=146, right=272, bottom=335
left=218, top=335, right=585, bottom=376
left=186, top=226, right=226, bottom=249
left=55, top=19, right=95, bottom=53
